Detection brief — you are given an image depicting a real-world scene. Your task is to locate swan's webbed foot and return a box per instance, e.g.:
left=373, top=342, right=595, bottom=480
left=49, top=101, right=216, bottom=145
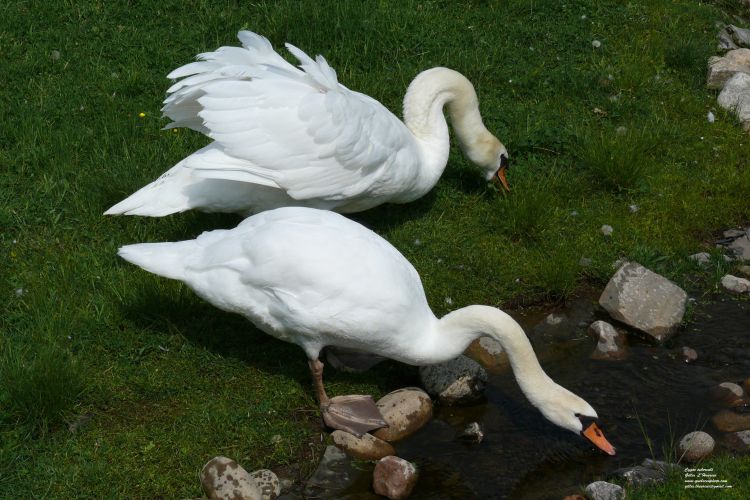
left=308, top=358, right=387, bottom=437
left=320, top=395, right=387, bottom=437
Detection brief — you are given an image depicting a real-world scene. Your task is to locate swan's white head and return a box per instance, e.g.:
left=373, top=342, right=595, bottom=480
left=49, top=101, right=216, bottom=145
left=462, top=131, right=510, bottom=191
left=534, top=386, right=616, bottom=455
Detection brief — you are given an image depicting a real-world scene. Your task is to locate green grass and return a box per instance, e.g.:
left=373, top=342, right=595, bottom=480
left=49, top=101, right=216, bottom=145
left=2, top=0, right=750, bottom=497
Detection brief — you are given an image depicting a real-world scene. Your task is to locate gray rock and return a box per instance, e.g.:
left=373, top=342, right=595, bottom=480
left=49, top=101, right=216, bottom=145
left=587, top=321, right=627, bottom=360
left=464, top=336, right=508, bottom=372
left=303, top=446, right=357, bottom=498
left=584, top=481, right=625, bottom=500
left=707, top=48, right=750, bottom=89
left=372, top=388, right=433, bottom=442
left=721, top=25, right=750, bottom=49
left=718, top=73, right=750, bottom=131
left=614, top=459, right=681, bottom=487
left=200, top=457, right=261, bottom=500
left=459, top=422, right=485, bottom=444
left=721, top=274, right=750, bottom=294
left=599, top=262, right=687, bottom=342
left=372, top=456, right=418, bottom=499
left=419, top=355, right=487, bottom=405
left=331, top=430, right=395, bottom=460
left=678, top=431, right=715, bottom=462
left=727, top=229, right=750, bottom=260
left=689, top=252, right=712, bottom=265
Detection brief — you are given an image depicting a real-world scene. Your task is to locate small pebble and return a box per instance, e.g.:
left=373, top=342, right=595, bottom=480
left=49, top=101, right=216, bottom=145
left=445, top=297, right=453, bottom=305
left=707, top=111, right=715, bottom=123
left=592, top=40, right=602, bottom=48
left=459, top=422, right=485, bottom=444
left=15, top=288, right=24, bottom=297
left=678, top=346, right=698, bottom=363
left=628, top=204, right=638, bottom=213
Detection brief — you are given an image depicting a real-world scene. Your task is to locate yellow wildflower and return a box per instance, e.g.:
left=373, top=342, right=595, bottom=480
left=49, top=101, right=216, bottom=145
left=138, top=112, right=146, bottom=118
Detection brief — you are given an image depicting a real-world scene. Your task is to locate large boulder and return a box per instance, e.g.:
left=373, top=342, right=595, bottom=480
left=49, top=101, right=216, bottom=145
left=707, top=48, right=750, bottom=89
left=718, top=73, right=750, bottom=132
left=599, top=262, right=687, bottom=342
left=419, top=355, right=487, bottom=405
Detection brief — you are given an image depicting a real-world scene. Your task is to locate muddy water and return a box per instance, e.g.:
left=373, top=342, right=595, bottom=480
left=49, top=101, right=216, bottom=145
left=338, top=294, right=750, bottom=499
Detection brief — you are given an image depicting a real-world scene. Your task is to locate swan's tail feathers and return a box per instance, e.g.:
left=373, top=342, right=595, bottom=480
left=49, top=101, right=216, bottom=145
left=104, top=175, right=191, bottom=217
left=118, top=240, right=195, bottom=281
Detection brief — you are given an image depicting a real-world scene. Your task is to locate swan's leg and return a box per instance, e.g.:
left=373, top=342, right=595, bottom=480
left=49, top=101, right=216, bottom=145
left=308, top=358, right=387, bottom=437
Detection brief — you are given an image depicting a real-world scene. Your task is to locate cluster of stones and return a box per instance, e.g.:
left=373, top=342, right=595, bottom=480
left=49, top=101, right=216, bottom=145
left=710, top=379, right=750, bottom=455
left=709, top=25, right=750, bottom=131
left=690, top=228, right=750, bottom=294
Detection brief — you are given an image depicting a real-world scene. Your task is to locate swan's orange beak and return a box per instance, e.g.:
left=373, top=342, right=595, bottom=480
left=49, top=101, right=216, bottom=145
left=493, top=166, right=510, bottom=192
left=582, top=422, right=616, bottom=455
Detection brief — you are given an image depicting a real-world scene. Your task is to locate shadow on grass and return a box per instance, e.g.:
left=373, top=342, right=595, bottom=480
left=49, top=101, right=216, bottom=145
left=119, top=285, right=417, bottom=398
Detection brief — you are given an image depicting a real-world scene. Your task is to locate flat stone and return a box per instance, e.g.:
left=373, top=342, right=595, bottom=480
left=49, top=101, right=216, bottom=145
left=599, top=262, right=687, bottom=342
left=372, top=388, right=433, bottom=442
left=585, top=480, right=625, bottom=500
left=587, top=320, right=628, bottom=360
left=464, top=336, right=508, bottom=372
left=419, top=355, right=487, bottom=405
left=331, top=430, right=395, bottom=460
left=678, top=431, right=715, bottom=462
left=303, top=446, right=357, bottom=498
left=707, top=48, right=750, bottom=89
left=712, top=409, right=750, bottom=432
left=200, top=457, right=261, bottom=500
left=721, top=274, right=750, bottom=294
left=372, top=456, right=418, bottom=499
left=718, top=73, right=750, bottom=130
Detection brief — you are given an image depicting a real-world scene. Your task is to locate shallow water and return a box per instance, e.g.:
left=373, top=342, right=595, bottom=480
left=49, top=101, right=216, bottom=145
left=336, top=294, right=750, bottom=499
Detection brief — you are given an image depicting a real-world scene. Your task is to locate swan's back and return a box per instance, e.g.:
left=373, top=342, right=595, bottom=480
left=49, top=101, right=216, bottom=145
left=119, top=208, right=435, bottom=359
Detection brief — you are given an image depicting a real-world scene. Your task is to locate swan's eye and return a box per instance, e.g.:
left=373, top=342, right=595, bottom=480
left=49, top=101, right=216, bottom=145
left=500, top=154, right=509, bottom=169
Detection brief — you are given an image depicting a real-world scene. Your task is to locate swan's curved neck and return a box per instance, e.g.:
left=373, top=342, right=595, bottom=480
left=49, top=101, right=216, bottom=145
left=431, top=305, right=556, bottom=405
left=403, top=68, right=491, bottom=176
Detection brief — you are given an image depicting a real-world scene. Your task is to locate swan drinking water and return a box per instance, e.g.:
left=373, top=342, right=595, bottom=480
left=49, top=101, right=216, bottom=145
left=105, top=31, right=509, bottom=217
left=118, top=207, right=614, bottom=455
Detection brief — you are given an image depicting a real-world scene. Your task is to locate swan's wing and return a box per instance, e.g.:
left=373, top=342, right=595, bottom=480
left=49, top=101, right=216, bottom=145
left=162, top=32, right=420, bottom=202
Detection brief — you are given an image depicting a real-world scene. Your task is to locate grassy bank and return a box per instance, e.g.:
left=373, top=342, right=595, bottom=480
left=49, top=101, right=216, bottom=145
left=2, top=0, right=749, bottom=497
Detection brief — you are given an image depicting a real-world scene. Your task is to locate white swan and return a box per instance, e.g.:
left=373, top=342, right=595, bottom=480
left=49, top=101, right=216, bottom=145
left=118, top=207, right=614, bottom=454
left=105, top=31, right=509, bottom=217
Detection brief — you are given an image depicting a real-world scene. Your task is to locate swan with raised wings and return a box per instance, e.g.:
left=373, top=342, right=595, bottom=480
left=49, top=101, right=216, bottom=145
left=118, top=207, right=614, bottom=455
left=105, top=31, right=509, bottom=217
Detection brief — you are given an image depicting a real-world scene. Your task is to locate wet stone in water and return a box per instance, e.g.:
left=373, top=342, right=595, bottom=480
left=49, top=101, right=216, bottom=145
left=677, top=346, right=698, bottom=363
left=585, top=480, right=625, bottom=500
left=372, top=456, right=418, bottom=499
left=459, top=422, right=485, bottom=444
left=711, top=409, right=750, bottom=432
left=710, top=382, right=746, bottom=408
left=464, top=336, right=508, bottom=372
left=587, top=320, right=627, bottom=360
left=419, top=355, right=487, bottom=405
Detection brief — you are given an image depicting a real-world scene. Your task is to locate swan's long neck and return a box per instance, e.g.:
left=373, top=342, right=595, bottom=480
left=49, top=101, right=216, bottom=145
left=431, top=305, right=557, bottom=407
left=402, top=68, right=493, bottom=182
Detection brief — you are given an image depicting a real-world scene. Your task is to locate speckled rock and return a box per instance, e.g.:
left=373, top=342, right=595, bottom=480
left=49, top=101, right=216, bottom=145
left=372, top=456, right=418, bottom=499
left=678, top=431, right=715, bottom=462
left=587, top=320, right=627, bottom=360
left=372, top=388, right=433, bottom=442
left=599, top=262, right=687, bottom=342
left=464, top=336, right=508, bottom=372
left=419, top=355, right=487, bottom=405
left=585, top=480, right=625, bottom=500
left=200, top=457, right=261, bottom=500
left=247, top=470, right=280, bottom=500
left=331, top=430, right=395, bottom=460
left=712, top=410, right=750, bottom=432
left=707, top=48, right=750, bottom=89
left=721, top=274, right=750, bottom=294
